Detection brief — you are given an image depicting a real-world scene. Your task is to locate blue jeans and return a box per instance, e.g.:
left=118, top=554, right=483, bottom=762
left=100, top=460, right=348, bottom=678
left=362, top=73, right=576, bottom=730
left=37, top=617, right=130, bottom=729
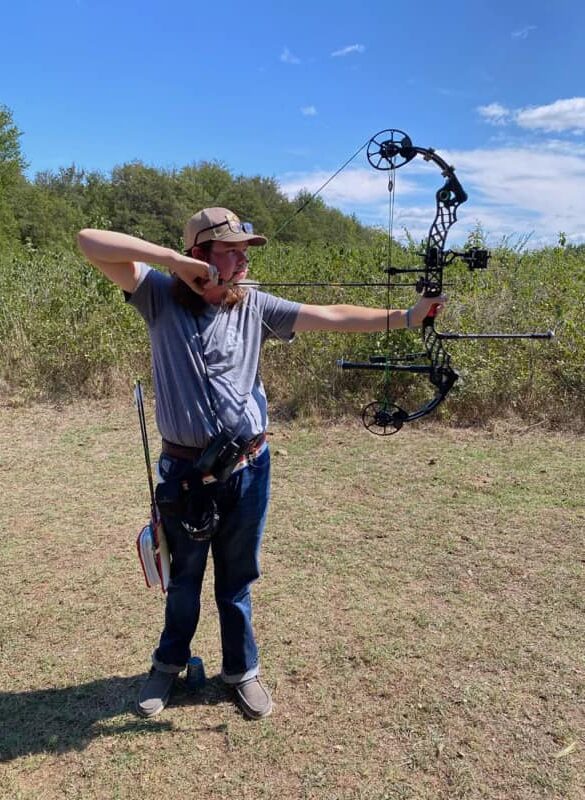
left=152, top=446, right=271, bottom=683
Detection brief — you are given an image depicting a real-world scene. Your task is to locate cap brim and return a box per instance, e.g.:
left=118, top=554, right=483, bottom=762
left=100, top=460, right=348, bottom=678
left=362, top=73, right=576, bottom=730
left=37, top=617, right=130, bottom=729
left=220, top=232, right=267, bottom=246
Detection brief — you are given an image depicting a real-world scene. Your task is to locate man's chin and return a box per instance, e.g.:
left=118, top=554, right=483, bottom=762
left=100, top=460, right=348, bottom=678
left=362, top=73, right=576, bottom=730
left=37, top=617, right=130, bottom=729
left=202, top=287, right=229, bottom=304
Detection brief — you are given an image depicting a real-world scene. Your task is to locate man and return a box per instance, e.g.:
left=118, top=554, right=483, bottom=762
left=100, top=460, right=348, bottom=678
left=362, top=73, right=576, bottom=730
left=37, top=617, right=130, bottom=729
left=77, top=207, right=444, bottom=720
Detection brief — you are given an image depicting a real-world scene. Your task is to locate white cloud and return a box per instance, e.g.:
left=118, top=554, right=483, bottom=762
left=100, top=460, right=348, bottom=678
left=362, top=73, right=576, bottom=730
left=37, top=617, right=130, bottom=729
left=278, top=140, right=585, bottom=247
left=301, top=106, right=317, bottom=117
left=279, top=167, right=419, bottom=206
left=280, top=47, right=300, bottom=65
left=437, top=87, right=467, bottom=98
left=477, top=102, right=512, bottom=126
left=331, top=44, right=365, bottom=57
left=478, top=97, right=585, bottom=133
left=511, top=25, right=536, bottom=39
left=437, top=143, right=585, bottom=244
left=539, top=138, right=585, bottom=156
left=516, top=98, right=585, bottom=132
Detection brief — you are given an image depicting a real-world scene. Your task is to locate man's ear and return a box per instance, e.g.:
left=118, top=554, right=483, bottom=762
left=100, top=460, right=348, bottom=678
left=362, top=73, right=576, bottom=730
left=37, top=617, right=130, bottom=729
left=190, top=245, right=206, bottom=260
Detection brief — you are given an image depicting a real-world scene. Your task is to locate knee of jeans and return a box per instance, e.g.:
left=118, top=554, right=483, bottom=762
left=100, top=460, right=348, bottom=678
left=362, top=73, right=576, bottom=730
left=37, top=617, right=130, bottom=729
left=215, top=570, right=259, bottom=602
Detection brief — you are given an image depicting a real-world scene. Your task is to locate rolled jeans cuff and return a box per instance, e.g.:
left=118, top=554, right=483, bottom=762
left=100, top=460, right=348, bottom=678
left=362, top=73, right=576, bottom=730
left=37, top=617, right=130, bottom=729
left=152, top=652, right=184, bottom=674
left=221, top=665, right=259, bottom=685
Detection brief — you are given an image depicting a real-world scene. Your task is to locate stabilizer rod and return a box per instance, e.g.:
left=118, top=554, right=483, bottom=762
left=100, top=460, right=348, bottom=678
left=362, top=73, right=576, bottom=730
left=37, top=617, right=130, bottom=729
left=437, top=330, right=555, bottom=340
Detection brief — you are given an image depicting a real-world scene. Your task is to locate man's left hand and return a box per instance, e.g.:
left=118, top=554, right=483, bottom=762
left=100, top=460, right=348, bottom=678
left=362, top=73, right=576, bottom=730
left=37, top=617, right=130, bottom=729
left=408, top=294, right=447, bottom=327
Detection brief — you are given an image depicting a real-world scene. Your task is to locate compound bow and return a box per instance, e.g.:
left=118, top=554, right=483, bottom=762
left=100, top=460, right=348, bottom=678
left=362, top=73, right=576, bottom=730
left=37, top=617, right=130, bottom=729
left=235, top=128, right=554, bottom=435
left=334, top=128, right=553, bottom=435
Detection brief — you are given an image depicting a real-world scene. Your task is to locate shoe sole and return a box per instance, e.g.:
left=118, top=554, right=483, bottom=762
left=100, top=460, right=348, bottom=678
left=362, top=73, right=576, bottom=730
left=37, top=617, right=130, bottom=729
left=136, top=700, right=168, bottom=718
left=238, top=703, right=273, bottom=720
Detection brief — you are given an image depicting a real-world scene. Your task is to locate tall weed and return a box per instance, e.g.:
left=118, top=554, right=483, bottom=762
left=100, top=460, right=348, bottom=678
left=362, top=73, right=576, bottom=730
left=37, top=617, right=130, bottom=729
left=0, top=242, right=582, bottom=429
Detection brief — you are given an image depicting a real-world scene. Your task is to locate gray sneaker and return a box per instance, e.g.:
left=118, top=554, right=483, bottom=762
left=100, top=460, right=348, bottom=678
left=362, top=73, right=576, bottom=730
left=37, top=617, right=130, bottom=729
left=136, top=668, right=176, bottom=718
left=233, top=677, right=273, bottom=720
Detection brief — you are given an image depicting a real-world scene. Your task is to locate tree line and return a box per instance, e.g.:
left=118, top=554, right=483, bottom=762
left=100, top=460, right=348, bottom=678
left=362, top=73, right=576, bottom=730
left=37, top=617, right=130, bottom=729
left=2, top=104, right=582, bottom=430
left=0, top=105, right=377, bottom=254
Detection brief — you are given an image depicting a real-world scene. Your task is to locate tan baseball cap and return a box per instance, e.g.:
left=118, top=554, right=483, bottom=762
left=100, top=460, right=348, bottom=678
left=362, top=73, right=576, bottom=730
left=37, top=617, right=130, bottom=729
left=183, top=207, right=267, bottom=250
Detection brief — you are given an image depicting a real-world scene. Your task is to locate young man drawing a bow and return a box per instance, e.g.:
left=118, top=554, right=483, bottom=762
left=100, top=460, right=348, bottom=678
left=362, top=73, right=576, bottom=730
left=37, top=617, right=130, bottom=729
left=77, top=207, right=445, bottom=720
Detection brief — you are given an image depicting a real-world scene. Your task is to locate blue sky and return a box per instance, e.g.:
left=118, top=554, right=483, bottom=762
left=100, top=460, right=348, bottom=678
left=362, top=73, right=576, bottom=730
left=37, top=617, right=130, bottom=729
left=2, top=0, right=585, bottom=246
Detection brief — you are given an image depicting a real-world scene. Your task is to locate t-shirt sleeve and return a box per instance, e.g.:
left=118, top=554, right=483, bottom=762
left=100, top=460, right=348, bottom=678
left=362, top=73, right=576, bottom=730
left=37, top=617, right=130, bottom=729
left=255, top=291, right=301, bottom=342
left=126, top=263, right=173, bottom=325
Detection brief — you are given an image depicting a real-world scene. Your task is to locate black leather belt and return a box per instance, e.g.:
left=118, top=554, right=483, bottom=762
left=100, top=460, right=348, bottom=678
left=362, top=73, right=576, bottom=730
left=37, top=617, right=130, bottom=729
left=161, top=433, right=266, bottom=461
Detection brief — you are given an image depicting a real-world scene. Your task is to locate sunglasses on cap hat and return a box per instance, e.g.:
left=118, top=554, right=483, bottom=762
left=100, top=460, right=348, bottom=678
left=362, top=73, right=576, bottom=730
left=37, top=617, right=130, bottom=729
left=194, top=218, right=255, bottom=245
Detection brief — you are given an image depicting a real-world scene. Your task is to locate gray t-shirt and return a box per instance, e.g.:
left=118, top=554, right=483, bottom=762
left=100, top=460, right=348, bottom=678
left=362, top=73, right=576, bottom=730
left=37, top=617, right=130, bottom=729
left=128, top=264, right=301, bottom=447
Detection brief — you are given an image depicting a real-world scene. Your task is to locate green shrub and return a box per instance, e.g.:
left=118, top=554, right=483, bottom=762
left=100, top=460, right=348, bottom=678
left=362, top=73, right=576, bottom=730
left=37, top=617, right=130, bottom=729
left=0, top=241, right=581, bottom=430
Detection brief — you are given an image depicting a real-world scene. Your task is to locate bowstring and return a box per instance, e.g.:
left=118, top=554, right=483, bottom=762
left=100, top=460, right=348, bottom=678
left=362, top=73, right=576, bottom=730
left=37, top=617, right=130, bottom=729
left=243, top=291, right=339, bottom=400
left=246, top=136, right=376, bottom=406
left=219, top=136, right=408, bottom=415
left=272, top=138, right=371, bottom=238
left=272, top=138, right=371, bottom=305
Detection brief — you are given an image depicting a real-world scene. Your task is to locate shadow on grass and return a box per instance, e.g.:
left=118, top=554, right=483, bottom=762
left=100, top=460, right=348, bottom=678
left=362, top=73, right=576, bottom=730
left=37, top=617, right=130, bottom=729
left=0, top=673, right=232, bottom=763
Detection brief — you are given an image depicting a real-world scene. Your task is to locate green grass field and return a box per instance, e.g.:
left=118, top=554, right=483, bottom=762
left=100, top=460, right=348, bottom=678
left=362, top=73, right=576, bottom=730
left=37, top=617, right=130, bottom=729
left=0, top=402, right=583, bottom=799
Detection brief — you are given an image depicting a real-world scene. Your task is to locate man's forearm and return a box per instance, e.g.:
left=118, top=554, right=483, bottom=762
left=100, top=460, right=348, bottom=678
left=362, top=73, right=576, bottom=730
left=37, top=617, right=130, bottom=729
left=77, top=229, right=182, bottom=270
left=294, top=304, right=407, bottom=333
left=327, top=305, right=406, bottom=331
left=294, top=294, right=446, bottom=333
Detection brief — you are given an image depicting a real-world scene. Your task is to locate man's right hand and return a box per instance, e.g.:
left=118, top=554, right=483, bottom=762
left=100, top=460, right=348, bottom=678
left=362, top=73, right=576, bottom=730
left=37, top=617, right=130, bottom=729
left=170, top=256, right=219, bottom=295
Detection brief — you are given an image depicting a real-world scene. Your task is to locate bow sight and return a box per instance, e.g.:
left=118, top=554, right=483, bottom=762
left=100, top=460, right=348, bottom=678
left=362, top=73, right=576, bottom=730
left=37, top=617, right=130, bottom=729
left=337, top=128, right=553, bottom=436
left=385, top=247, right=490, bottom=297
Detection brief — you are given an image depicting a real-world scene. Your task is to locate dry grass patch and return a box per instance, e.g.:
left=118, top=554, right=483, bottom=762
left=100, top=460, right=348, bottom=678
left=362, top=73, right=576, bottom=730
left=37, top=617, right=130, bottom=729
left=0, top=402, right=583, bottom=799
